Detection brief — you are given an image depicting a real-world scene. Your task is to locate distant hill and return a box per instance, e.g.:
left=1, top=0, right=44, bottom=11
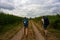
left=0, top=12, right=24, bottom=26
left=0, top=12, right=24, bottom=35
left=33, top=15, right=60, bottom=30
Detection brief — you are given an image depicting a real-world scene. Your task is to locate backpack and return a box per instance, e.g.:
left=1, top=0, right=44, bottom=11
left=23, top=19, right=28, bottom=26
left=44, top=17, right=49, bottom=25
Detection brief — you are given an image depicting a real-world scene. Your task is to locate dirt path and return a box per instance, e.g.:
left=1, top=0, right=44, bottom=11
left=10, top=21, right=36, bottom=40
left=10, top=20, right=45, bottom=40
left=10, top=28, right=24, bottom=40
left=21, top=21, right=36, bottom=40
left=31, top=21, right=45, bottom=40
left=33, top=21, right=60, bottom=40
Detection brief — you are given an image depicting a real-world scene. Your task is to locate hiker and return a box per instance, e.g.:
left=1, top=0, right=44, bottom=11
left=23, top=17, right=28, bottom=36
left=41, top=16, right=49, bottom=36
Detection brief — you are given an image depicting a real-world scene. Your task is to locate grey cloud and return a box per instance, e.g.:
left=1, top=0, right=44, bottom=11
left=43, top=3, right=60, bottom=10
left=0, top=3, right=14, bottom=10
left=26, top=11, right=37, bottom=18
left=54, top=0, right=60, bottom=3
left=0, top=0, right=60, bottom=18
left=7, top=0, right=14, bottom=3
left=51, top=8, right=60, bottom=14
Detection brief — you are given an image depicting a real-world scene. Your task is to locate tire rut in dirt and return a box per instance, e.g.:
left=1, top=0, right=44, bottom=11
left=31, top=20, right=45, bottom=40
left=21, top=21, right=36, bottom=40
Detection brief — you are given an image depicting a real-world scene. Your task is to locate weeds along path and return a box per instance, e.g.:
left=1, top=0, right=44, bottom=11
left=10, top=20, right=59, bottom=40
left=33, top=21, right=59, bottom=40
left=10, top=28, right=24, bottom=40
left=31, top=20, right=45, bottom=40
left=32, top=21, right=45, bottom=36
left=10, top=20, right=45, bottom=40
left=21, top=21, right=36, bottom=40
left=10, top=21, right=36, bottom=40
left=0, top=24, right=23, bottom=40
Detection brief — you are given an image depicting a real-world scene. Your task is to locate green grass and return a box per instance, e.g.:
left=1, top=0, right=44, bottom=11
left=0, top=12, right=24, bottom=35
left=33, top=15, right=60, bottom=29
left=0, top=12, right=24, bottom=25
left=33, top=17, right=41, bottom=22
left=32, top=14, right=60, bottom=39
left=48, top=28, right=60, bottom=38
left=0, top=23, right=19, bottom=35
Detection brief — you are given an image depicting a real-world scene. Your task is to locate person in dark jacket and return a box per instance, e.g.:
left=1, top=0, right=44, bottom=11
left=23, top=17, right=28, bottom=36
left=41, top=16, right=49, bottom=36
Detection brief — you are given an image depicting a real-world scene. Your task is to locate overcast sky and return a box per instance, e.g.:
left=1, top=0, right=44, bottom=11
left=0, top=0, right=60, bottom=18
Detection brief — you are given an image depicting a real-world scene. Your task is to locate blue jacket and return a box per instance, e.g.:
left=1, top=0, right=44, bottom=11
left=23, top=18, right=28, bottom=26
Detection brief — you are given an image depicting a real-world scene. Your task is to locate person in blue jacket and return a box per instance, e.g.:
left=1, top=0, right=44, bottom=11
left=41, top=16, right=49, bottom=36
left=23, top=17, right=28, bottom=36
